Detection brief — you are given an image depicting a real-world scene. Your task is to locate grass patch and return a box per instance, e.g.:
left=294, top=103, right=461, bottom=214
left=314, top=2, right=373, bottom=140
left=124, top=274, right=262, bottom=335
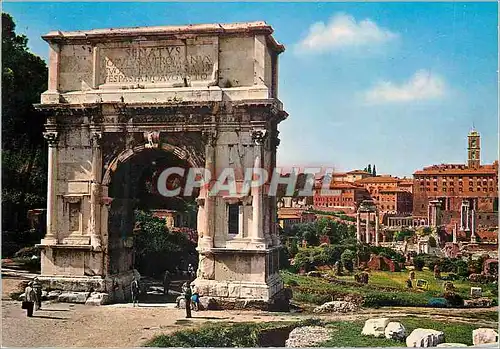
left=282, top=271, right=431, bottom=307
left=146, top=319, right=322, bottom=347
left=283, top=270, right=498, bottom=308
left=147, top=317, right=490, bottom=347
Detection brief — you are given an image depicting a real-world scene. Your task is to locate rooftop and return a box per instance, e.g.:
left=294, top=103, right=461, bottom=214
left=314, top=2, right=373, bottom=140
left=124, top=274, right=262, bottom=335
left=355, top=176, right=400, bottom=184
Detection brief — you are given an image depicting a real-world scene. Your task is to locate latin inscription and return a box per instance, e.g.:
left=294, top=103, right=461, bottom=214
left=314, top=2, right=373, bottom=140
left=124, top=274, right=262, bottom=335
left=102, top=46, right=215, bottom=84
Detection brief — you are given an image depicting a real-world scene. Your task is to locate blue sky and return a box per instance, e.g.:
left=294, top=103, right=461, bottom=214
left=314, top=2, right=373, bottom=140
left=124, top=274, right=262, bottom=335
left=4, top=2, right=498, bottom=177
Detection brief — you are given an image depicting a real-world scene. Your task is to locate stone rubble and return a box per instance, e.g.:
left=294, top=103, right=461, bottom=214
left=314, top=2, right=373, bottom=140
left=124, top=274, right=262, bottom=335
left=463, top=298, right=493, bottom=308
left=57, top=292, right=89, bottom=304
left=85, top=292, right=110, bottom=306
left=313, top=301, right=358, bottom=313
left=406, top=328, right=445, bottom=347
left=285, top=326, right=333, bottom=348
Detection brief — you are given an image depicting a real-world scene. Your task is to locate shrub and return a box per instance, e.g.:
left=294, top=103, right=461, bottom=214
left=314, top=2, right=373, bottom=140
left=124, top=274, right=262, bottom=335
left=341, top=249, right=355, bottom=272
left=362, top=291, right=428, bottom=307
left=413, top=255, right=425, bottom=271
left=443, top=292, right=464, bottom=307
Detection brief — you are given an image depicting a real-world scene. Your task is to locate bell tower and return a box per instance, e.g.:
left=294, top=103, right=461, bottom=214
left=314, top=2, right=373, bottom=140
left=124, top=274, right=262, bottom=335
left=467, top=128, right=480, bottom=169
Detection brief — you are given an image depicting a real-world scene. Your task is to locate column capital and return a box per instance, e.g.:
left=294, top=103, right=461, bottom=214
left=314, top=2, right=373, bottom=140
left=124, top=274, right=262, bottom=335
left=251, top=128, right=268, bottom=145
left=202, top=129, right=218, bottom=147
left=43, top=131, right=59, bottom=147
left=91, top=131, right=104, bottom=148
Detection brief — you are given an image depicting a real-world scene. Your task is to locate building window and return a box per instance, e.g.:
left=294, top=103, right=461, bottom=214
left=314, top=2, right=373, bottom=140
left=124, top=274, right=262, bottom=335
left=469, top=187, right=473, bottom=192
left=443, top=188, right=447, bottom=192
left=459, top=188, right=463, bottom=192
left=434, top=188, right=437, bottom=191
left=228, top=204, right=239, bottom=235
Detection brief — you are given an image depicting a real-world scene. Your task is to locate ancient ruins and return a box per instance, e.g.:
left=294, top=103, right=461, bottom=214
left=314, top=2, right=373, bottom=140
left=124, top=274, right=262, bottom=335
left=35, top=22, right=288, bottom=304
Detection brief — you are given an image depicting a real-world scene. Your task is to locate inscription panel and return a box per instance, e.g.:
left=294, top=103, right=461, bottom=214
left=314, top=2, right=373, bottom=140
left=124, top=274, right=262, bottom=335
left=98, top=38, right=218, bottom=88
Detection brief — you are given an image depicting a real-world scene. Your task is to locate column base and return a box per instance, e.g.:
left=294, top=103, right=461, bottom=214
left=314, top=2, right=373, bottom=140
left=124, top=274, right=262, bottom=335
left=194, top=273, right=283, bottom=302
left=35, top=270, right=136, bottom=304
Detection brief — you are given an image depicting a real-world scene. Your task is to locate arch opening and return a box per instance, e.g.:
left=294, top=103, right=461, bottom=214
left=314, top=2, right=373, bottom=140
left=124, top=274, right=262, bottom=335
left=106, top=147, right=200, bottom=299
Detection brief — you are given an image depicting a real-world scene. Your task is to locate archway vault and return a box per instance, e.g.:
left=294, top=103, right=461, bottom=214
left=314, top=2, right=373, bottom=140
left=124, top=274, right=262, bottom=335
left=35, top=21, right=289, bottom=306
left=102, top=139, right=205, bottom=187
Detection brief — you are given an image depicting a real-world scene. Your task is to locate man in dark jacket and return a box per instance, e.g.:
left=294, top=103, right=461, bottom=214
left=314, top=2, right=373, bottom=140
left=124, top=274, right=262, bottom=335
left=181, top=281, right=192, bottom=318
left=33, top=277, right=43, bottom=310
left=131, top=278, right=140, bottom=306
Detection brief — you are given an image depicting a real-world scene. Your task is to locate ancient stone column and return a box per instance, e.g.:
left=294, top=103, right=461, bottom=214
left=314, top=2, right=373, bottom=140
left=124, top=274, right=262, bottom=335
left=202, top=131, right=216, bottom=249
left=251, top=155, right=265, bottom=243
left=43, top=131, right=59, bottom=244
left=453, top=222, right=458, bottom=243
left=365, top=212, right=371, bottom=244
left=375, top=214, right=379, bottom=246
left=90, top=131, right=103, bottom=249
left=465, top=204, right=470, bottom=231
left=470, top=210, right=476, bottom=242
left=238, top=203, right=245, bottom=238
left=356, top=211, right=361, bottom=242
left=251, top=129, right=267, bottom=244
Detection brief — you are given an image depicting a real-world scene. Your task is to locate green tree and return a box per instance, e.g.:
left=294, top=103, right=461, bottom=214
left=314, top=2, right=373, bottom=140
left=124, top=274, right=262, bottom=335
left=341, top=249, right=355, bottom=271
left=134, top=210, right=197, bottom=277
left=367, top=164, right=372, bottom=173
left=2, top=13, right=48, bottom=237
left=372, top=164, right=377, bottom=176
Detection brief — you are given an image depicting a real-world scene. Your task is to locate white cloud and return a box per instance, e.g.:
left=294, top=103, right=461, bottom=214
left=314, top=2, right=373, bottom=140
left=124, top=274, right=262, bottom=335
left=297, top=13, right=398, bottom=53
left=365, top=69, right=446, bottom=103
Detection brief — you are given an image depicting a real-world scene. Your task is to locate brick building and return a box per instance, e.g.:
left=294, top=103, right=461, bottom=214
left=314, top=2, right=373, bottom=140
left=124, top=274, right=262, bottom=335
left=413, top=129, right=498, bottom=239
left=313, top=181, right=369, bottom=213
left=354, top=175, right=413, bottom=221
left=313, top=171, right=414, bottom=221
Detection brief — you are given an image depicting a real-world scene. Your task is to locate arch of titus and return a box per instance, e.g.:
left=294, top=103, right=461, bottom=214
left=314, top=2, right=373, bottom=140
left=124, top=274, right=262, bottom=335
left=35, top=22, right=288, bottom=304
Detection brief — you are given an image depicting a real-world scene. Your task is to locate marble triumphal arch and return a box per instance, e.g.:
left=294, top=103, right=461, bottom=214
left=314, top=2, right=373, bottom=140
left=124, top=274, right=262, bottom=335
left=35, top=22, right=288, bottom=304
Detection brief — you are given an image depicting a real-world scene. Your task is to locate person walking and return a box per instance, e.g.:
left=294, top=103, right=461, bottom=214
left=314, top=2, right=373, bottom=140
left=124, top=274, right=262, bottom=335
left=131, top=277, right=140, bottom=307
left=23, top=282, right=36, bottom=317
left=163, top=270, right=171, bottom=295
left=33, top=277, right=43, bottom=310
left=181, top=281, right=192, bottom=318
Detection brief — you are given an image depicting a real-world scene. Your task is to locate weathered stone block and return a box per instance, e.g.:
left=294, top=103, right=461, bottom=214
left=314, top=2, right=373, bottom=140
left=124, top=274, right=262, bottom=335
left=406, top=328, right=445, bottom=347
left=473, top=328, right=498, bottom=346
left=285, top=326, right=332, bottom=348
left=385, top=322, right=406, bottom=341
left=362, top=318, right=390, bottom=338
